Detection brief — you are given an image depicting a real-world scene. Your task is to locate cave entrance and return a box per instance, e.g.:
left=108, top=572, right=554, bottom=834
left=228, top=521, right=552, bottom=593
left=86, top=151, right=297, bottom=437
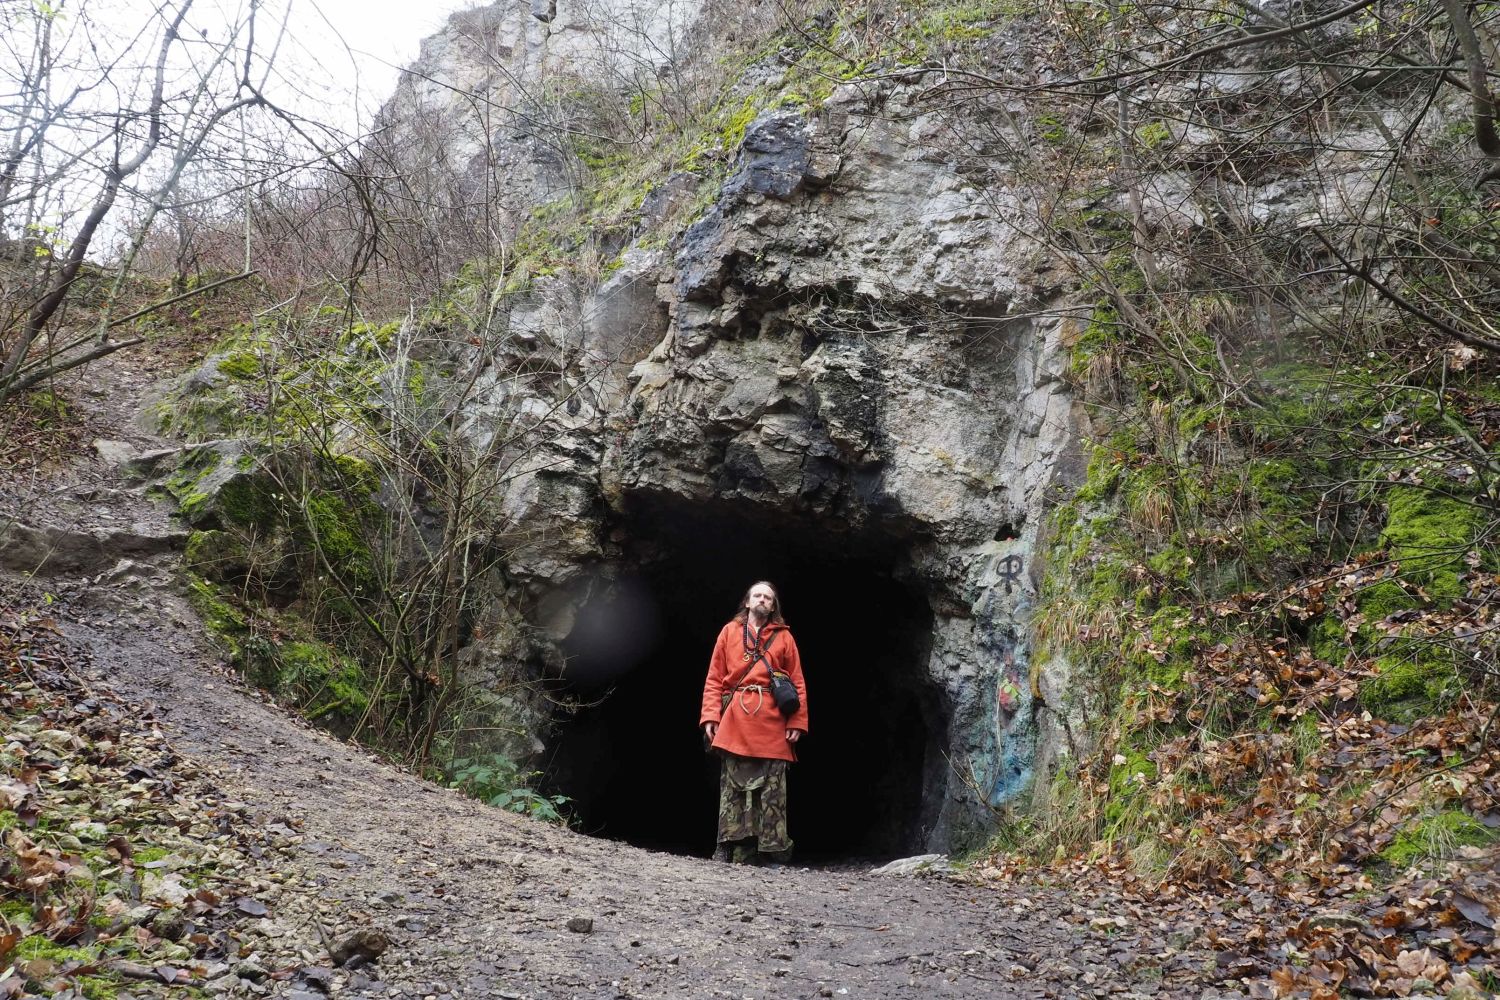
left=541, top=496, right=947, bottom=862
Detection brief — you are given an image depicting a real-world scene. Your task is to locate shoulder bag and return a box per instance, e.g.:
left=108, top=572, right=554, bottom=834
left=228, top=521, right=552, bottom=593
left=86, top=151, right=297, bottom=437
left=745, top=623, right=799, bottom=717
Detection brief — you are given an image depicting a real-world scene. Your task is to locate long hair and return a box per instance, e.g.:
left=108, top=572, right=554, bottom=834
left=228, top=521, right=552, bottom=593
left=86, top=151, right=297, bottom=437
left=732, top=580, right=785, bottom=625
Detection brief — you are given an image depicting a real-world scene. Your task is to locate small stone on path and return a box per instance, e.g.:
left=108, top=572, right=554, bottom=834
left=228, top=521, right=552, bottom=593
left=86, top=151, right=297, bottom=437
left=870, top=854, right=952, bottom=875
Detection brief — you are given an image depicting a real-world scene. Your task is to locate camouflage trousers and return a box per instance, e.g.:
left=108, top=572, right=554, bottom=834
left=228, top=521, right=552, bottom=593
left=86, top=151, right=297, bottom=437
left=717, top=753, right=792, bottom=857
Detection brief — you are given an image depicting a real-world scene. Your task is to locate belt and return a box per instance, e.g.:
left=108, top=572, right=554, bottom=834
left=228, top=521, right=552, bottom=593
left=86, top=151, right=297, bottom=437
left=733, top=685, right=765, bottom=715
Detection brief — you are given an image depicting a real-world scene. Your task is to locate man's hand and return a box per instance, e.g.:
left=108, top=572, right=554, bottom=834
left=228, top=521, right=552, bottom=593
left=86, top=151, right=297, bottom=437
left=703, top=722, right=717, bottom=740
left=786, top=729, right=802, bottom=743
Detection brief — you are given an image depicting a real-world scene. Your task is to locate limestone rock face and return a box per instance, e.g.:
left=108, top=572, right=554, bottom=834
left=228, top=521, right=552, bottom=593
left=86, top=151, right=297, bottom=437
left=455, top=109, right=1087, bottom=848
left=406, top=6, right=1088, bottom=849
left=377, top=0, right=705, bottom=229
left=636, top=106, right=1087, bottom=846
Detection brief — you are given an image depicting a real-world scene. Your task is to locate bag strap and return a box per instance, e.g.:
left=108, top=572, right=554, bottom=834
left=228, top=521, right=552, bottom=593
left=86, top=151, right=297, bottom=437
left=725, top=660, right=757, bottom=691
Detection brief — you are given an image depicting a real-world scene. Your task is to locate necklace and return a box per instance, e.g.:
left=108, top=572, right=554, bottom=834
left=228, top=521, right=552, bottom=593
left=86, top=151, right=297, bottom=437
left=741, top=620, right=769, bottom=662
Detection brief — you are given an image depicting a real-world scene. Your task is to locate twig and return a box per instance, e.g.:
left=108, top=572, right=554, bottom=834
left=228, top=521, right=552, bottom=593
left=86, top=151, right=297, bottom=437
left=2, top=337, right=146, bottom=399
left=107, top=270, right=259, bottom=328
left=105, top=960, right=200, bottom=986
left=1312, top=232, right=1500, bottom=354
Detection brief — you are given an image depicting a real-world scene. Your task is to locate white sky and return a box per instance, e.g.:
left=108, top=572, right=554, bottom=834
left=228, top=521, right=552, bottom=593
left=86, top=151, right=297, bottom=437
left=0, top=0, right=479, bottom=244
left=272, top=0, right=478, bottom=129
left=68, top=0, right=480, bottom=136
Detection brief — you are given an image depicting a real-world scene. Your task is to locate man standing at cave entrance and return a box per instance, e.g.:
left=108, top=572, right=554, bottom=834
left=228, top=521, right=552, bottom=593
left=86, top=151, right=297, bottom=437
left=700, top=581, right=809, bottom=866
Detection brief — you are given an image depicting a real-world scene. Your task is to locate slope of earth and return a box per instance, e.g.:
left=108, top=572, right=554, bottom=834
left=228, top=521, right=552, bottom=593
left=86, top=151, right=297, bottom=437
left=0, top=331, right=189, bottom=584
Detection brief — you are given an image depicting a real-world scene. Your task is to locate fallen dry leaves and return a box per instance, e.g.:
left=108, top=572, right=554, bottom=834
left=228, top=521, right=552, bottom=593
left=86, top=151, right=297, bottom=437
left=979, top=555, right=1499, bottom=997
left=0, top=602, right=296, bottom=998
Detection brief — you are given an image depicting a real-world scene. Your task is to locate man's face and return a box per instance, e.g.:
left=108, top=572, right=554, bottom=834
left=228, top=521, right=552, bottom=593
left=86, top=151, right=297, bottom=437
left=746, top=585, right=776, bottom=617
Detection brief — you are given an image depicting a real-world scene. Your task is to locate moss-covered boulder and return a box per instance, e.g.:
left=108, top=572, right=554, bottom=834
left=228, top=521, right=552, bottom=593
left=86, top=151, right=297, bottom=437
left=183, top=529, right=251, bottom=582
left=1380, top=486, right=1483, bottom=600
left=143, top=358, right=259, bottom=443
left=159, top=441, right=278, bottom=531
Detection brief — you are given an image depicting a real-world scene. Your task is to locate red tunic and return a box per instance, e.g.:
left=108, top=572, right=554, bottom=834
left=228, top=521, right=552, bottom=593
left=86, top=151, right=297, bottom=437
left=699, top=619, right=809, bottom=762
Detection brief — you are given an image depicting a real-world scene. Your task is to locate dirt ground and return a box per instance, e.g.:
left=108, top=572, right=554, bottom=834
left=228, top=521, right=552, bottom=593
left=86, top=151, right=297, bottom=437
left=1, top=348, right=1236, bottom=1000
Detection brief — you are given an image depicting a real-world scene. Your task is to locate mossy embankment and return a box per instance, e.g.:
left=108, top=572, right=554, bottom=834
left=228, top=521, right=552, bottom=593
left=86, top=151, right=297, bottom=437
left=148, top=292, right=558, bottom=812
left=1000, top=214, right=1500, bottom=996
left=1022, top=220, right=1499, bottom=892
left=146, top=317, right=421, bottom=752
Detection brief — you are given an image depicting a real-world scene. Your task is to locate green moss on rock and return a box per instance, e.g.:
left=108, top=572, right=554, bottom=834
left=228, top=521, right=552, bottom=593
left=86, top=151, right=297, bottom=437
left=183, top=530, right=250, bottom=582
left=238, top=636, right=372, bottom=728
left=1308, top=614, right=1348, bottom=665
left=1249, top=362, right=1382, bottom=443
left=302, top=493, right=374, bottom=585
left=1360, top=650, right=1460, bottom=721
left=1245, top=460, right=1300, bottom=512
left=1073, top=454, right=1116, bottom=505
left=1381, top=486, right=1482, bottom=600
left=163, top=446, right=224, bottom=521
left=324, top=454, right=380, bottom=498
left=278, top=640, right=334, bottom=680
left=1355, top=580, right=1419, bottom=623
left=1380, top=809, right=1497, bottom=868
left=216, top=352, right=261, bottom=380
left=342, top=319, right=402, bottom=352
left=213, top=473, right=278, bottom=528
left=1144, top=542, right=1191, bottom=589
left=186, top=577, right=247, bottom=659
left=283, top=642, right=371, bottom=721
left=164, top=445, right=278, bottom=530
left=149, top=372, right=256, bottom=442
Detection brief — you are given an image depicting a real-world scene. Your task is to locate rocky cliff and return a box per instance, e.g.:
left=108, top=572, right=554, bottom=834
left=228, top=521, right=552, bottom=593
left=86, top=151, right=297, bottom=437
left=390, top=2, right=1095, bottom=850
left=376, top=0, right=708, bottom=235
left=150, top=0, right=1498, bottom=863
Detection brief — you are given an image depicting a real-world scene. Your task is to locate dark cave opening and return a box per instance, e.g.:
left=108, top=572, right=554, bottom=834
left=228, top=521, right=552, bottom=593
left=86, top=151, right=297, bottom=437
left=540, top=495, right=947, bottom=862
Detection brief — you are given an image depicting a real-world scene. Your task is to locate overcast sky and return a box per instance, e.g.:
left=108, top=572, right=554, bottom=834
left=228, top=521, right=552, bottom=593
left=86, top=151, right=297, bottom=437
left=1, top=0, right=482, bottom=243
left=251, top=0, right=479, bottom=130
left=77, top=0, right=480, bottom=134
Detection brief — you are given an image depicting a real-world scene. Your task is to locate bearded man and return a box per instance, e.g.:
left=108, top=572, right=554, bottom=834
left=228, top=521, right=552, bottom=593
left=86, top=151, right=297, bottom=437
left=700, top=581, right=810, bottom=865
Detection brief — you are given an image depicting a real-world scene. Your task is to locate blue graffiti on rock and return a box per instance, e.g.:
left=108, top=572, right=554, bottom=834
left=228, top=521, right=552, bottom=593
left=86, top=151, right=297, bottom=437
left=973, top=584, right=1035, bottom=809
